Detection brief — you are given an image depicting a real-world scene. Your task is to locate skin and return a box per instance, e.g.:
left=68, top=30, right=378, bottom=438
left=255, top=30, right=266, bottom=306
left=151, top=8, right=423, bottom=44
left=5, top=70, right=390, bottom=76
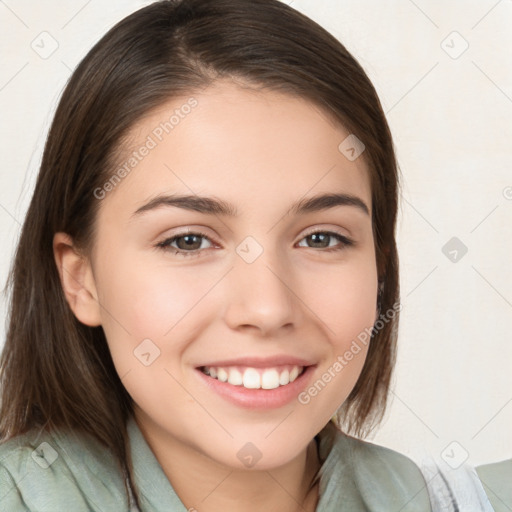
left=54, top=79, right=379, bottom=512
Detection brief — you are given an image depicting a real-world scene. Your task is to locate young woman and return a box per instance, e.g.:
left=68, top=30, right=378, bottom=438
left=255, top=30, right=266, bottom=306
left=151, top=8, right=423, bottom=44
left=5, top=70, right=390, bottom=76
left=0, top=1, right=498, bottom=510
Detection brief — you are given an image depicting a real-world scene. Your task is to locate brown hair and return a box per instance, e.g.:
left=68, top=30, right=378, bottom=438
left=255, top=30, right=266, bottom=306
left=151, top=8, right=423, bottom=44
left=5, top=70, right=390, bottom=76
left=0, top=0, right=400, bottom=507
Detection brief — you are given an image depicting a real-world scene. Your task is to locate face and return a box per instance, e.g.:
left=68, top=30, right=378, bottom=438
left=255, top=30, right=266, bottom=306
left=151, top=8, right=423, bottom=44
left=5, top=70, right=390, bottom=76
left=88, top=80, right=378, bottom=470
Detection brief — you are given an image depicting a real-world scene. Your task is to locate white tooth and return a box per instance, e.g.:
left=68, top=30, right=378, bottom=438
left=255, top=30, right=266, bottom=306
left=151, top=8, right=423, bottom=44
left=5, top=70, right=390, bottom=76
left=217, top=368, right=228, bottom=382
left=261, top=369, right=280, bottom=389
left=289, top=366, right=300, bottom=382
left=279, top=369, right=290, bottom=386
left=242, top=368, right=261, bottom=389
left=209, top=367, right=217, bottom=378
left=227, top=368, right=243, bottom=386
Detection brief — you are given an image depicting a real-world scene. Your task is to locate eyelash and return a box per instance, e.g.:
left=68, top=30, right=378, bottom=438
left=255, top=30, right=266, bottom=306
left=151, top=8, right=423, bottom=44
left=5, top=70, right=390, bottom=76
left=155, top=229, right=354, bottom=257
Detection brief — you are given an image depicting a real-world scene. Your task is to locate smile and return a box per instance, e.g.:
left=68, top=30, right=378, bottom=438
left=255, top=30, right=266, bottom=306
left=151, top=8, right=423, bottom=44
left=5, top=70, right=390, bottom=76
left=199, top=365, right=305, bottom=389
left=196, top=360, right=315, bottom=409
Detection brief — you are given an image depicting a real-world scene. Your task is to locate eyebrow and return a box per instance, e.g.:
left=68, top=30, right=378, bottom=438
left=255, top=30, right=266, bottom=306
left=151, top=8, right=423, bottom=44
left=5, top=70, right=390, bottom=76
left=131, top=192, right=370, bottom=219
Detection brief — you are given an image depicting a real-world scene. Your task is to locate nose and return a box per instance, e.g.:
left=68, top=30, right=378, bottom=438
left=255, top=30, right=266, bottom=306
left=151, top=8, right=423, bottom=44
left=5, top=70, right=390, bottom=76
left=222, top=245, right=299, bottom=336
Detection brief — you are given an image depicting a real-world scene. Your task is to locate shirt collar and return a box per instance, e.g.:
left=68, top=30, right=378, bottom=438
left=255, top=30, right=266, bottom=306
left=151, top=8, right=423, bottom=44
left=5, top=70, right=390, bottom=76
left=127, top=416, right=189, bottom=511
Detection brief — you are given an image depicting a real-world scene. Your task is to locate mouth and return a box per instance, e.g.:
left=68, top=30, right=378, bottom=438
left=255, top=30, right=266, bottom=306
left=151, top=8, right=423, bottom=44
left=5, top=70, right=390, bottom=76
left=199, top=364, right=306, bottom=390
left=195, top=360, right=315, bottom=409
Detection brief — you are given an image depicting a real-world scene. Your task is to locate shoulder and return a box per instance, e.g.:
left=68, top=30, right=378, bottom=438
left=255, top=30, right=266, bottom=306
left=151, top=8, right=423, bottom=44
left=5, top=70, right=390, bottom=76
left=476, top=459, right=512, bottom=511
left=344, top=433, right=426, bottom=477
left=318, top=423, right=432, bottom=511
left=346, top=434, right=432, bottom=510
left=0, top=425, right=129, bottom=511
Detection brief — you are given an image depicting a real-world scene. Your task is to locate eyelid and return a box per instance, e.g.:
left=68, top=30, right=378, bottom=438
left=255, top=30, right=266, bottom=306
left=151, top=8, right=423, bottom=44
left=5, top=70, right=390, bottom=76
left=155, top=228, right=216, bottom=250
left=299, top=225, right=351, bottom=241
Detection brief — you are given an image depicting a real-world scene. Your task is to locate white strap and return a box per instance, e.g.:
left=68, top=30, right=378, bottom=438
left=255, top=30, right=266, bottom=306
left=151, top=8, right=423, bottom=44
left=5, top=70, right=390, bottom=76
left=420, top=459, right=495, bottom=512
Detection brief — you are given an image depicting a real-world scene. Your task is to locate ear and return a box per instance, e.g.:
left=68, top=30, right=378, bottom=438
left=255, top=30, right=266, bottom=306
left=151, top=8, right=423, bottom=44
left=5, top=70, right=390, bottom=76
left=53, top=232, right=102, bottom=327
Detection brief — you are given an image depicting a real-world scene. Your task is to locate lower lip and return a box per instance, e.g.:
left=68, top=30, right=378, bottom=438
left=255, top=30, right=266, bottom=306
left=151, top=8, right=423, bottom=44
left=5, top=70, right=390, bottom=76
left=195, top=366, right=316, bottom=409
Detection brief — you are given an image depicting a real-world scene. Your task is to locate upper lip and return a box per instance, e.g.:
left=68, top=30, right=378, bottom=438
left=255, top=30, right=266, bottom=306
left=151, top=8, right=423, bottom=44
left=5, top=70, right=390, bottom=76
left=196, top=356, right=315, bottom=368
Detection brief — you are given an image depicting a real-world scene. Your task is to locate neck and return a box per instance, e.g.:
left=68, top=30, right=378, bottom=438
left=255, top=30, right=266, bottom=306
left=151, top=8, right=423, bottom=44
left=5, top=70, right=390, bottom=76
left=135, top=414, right=321, bottom=512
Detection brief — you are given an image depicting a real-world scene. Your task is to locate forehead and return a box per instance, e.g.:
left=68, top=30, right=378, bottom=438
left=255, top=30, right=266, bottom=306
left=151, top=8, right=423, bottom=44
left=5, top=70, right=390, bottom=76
left=101, top=80, right=372, bottom=219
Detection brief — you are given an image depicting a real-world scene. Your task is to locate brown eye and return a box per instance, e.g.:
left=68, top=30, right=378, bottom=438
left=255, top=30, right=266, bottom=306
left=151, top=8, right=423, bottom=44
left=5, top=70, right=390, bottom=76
left=298, top=231, right=354, bottom=251
left=156, top=231, right=213, bottom=256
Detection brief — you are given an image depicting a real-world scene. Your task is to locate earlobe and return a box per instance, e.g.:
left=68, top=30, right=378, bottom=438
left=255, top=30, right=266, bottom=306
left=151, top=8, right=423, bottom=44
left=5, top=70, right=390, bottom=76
left=53, top=232, right=102, bottom=327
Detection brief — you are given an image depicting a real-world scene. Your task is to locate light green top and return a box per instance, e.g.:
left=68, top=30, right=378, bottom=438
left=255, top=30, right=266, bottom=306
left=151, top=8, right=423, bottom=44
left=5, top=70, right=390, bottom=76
left=476, top=459, right=512, bottom=512
left=1, top=416, right=434, bottom=511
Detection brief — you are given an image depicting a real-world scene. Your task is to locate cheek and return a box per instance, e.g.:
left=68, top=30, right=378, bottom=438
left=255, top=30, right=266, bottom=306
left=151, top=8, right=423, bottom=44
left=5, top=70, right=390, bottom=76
left=96, top=254, right=216, bottom=337
left=93, top=255, right=213, bottom=413
left=93, top=250, right=222, bottom=383
left=306, top=257, right=378, bottom=345
left=294, top=257, right=377, bottom=415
